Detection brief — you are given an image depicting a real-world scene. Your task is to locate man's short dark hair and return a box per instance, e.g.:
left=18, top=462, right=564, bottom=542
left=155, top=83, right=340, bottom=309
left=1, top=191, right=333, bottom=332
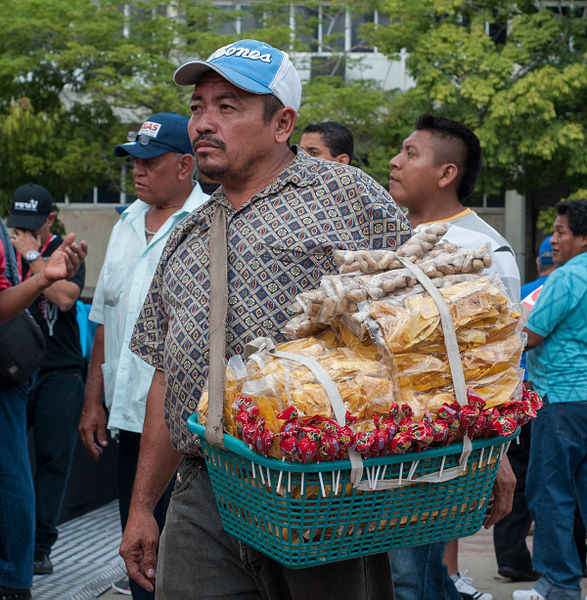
left=415, top=114, right=482, bottom=203
left=555, top=198, right=587, bottom=236
left=263, top=94, right=284, bottom=124
left=302, top=121, right=354, bottom=159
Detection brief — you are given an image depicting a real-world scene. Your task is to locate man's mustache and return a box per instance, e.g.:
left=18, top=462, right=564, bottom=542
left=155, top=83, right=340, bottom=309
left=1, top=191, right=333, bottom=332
left=192, top=135, right=226, bottom=152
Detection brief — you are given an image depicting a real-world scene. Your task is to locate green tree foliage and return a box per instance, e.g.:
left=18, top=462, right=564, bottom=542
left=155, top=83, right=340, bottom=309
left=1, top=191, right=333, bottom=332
left=1, top=0, right=585, bottom=213
left=0, top=0, right=241, bottom=211
left=359, top=0, right=587, bottom=199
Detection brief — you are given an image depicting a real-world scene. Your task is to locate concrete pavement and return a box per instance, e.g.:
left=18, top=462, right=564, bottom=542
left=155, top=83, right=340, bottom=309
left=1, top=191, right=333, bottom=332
left=98, top=526, right=587, bottom=599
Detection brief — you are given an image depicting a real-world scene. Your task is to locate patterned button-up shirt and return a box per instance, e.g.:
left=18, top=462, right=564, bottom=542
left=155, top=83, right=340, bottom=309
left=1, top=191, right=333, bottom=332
left=130, top=148, right=412, bottom=455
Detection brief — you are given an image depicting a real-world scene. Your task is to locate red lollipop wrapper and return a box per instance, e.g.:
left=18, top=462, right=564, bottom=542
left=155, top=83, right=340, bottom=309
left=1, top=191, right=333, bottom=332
left=412, top=418, right=434, bottom=451
left=354, top=430, right=375, bottom=455
left=299, top=426, right=321, bottom=463
left=370, top=415, right=389, bottom=457
left=431, top=418, right=450, bottom=444
left=277, top=406, right=302, bottom=437
left=320, top=420, right=342, bottom=460
left=390, top=430, right=414, bottom=454
left=253, top=419, right=276, bottom=456
left=279, top=434, right=298, bottom=461
left=337, top=424, right=355, bottom=455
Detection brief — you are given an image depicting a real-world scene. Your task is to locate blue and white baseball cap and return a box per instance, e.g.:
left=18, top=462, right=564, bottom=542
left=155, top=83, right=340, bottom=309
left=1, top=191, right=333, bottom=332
left=538, top=235, right=553, bottom=264
left=174, top=39, right=302, bottom=112
left=114, top=112, right=194, bottom=159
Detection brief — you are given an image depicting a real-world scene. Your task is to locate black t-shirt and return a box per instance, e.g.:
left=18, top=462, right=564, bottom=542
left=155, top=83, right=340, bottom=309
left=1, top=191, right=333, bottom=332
left=22, top=235, right=85, bottom=371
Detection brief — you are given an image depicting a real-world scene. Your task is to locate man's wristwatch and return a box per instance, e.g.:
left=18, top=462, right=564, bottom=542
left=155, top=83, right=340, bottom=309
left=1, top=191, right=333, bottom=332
left=25, top=250, right=42, bottom=263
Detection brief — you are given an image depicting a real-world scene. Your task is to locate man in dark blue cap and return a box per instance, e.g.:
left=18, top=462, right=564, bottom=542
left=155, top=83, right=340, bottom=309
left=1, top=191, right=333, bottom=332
left=79, top=112, right=208, bottom=600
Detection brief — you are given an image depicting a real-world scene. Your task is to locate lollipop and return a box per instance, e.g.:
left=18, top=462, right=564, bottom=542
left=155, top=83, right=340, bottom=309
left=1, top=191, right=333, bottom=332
left=430, top=418, right=450, bottom=444
left=235, top=404, right=259, bottom=438
left=371, top=415, right=390, bottom=457
left=390, top=430, right=414, bottom=454
left=277, top=406, right=302, bottom=437
left=299, top=426, right=321, bottom=463
left=354, top=430, right=375, bottom=455
left=524, top=387, right=543, bottom=412
left=253, top=418, right=276, bottom=456
left=337, top=412, right=356, bottom=458
left=380, top=408, right=398, bottom=441
left=437, top=402, right=459, bottom=422
left=242, top=417, right=259, bottom=446
left=493, top=415, right=518, bottom=437
left=319, top=420, right=342, bottom=460
left=459, top=388, right=485, bottom=432
left=279, top=433, right=299, bottom=461
left=412, top=415, right=434, bottom=451
left=398, top=404, right=415, bottom=434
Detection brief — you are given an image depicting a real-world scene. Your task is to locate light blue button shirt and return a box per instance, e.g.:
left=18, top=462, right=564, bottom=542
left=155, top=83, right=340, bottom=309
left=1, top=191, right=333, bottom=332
left=90, top=184, right=209, bottom=434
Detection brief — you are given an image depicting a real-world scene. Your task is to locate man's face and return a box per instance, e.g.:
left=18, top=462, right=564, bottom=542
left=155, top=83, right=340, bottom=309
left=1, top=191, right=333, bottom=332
left=299, top=132, right=348, bottom=164
left=551, top=214, right=587, bottom=265
left=388, top=130, right=442, bottom=209
left=132, top=152, right=182, bottom=205
left=15, top=214, right=53, bottom=244
left=188, top=72, right=277, bottom=183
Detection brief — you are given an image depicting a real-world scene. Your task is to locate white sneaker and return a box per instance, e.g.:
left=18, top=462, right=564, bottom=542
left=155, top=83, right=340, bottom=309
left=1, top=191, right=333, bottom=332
left=452, top=571, right=493, bottom=600
left=512, top=589, right=546, bottom=600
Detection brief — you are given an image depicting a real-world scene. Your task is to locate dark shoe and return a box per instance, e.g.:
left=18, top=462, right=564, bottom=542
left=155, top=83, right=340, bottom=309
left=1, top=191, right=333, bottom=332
left=33, top=551, right=53, bottom=575
left=111, top=577, right=132, bottom=595
left=0, top=586, right=32, bottom=600
left=498, top=565, right=540, bottom=581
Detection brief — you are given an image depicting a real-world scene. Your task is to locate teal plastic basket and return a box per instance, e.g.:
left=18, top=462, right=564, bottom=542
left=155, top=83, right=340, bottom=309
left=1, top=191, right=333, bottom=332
left=187, top=414, right=516, bottom=569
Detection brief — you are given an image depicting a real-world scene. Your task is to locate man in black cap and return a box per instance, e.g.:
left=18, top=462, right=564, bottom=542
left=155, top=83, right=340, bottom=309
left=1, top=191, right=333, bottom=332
left=78, top=112, right=208, bottom=599
left=8, top=183, right=86, bottom=578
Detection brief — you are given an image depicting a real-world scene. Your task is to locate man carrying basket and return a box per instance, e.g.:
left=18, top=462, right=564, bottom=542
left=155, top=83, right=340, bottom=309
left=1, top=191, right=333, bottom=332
left=121, top=39, right=412, bottom=599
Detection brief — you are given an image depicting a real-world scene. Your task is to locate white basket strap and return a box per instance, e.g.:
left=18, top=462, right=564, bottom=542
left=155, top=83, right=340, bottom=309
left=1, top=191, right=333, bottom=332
left=396, top=256, right=467, bottom=407
left=243, top=338, right=365, bottom=485
left=356, top=435, right=473, bottom=490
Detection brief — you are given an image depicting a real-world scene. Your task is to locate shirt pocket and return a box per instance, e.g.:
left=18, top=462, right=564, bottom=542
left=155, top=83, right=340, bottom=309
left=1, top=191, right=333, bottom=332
left=102, top=264, right=128, bottom=307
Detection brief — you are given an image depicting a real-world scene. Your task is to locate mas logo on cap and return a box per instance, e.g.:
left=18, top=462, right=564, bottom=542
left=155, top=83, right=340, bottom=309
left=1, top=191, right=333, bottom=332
left=114, top=112, right=193, bottom=159
left=138, top=121, right=162, bottom=139
left=174, top=39, right=302, bottom=112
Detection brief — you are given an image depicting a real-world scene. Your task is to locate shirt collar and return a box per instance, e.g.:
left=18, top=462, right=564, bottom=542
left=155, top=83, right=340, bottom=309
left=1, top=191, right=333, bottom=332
left=207, top=146, right=322, bottom=216
left=120, top=183, right=209, bottom=223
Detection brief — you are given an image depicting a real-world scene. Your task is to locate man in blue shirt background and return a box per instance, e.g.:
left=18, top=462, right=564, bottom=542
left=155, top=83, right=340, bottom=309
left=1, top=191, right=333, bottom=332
left=493, top=236, right=555, bottom=582
left=513, top=199, right=587, bottom=600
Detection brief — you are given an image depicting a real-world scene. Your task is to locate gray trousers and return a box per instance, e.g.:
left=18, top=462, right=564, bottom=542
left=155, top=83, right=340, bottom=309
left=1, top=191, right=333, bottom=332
left=157, top=457, right=395, bottom=600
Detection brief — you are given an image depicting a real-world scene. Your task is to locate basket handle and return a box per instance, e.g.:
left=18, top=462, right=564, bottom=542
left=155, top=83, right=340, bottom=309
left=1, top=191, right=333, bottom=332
left=396, top=256, right=467, bottom=407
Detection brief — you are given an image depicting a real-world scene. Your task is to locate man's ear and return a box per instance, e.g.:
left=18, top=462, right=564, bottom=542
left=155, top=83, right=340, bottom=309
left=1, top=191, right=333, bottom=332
left=334, top=153, right=351, bottom=165
left=46, top=212, right=56, bottom=228
left=274, top=107, right=297, bottom=144
left=177, top=154, right=195, bottom=181
left=437, top=163, right=459, bottom=189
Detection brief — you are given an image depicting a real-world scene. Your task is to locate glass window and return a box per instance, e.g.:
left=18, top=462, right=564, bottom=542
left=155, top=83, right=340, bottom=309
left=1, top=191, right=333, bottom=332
left=294, top=4, right=320, bottom=52
left=320, top=5, right=346, bottom=51
left=351, top=10, right=374, bottom=52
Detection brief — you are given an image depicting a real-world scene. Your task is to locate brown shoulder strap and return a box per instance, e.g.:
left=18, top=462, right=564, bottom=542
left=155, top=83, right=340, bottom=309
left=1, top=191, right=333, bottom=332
left=206, top=203, right=227, bottom=446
